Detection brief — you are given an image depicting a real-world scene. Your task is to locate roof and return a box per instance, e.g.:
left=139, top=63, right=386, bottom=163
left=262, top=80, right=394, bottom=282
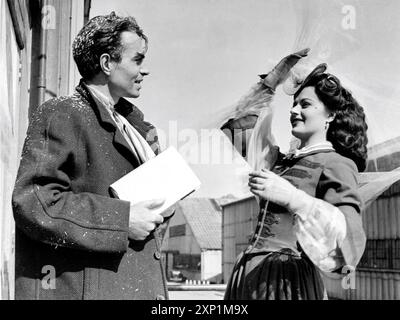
left=176, top=198, right=222, bottom=250
left=368, top=136, right=400, bottom=160
left=218, top=193, right=255, bottom=208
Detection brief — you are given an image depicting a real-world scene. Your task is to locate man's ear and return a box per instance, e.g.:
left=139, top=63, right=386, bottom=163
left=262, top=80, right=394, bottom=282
left=99, top=53, right=114, bottom=76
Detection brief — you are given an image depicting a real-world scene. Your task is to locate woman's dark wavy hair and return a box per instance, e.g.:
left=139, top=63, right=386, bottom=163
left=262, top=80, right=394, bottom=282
left=294, top=64, right=368, bottom=172
left=72, top=12, right=147, bottom=80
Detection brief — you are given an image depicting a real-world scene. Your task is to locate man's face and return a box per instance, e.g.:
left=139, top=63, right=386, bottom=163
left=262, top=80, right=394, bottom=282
left=108, top=31, right=149, bottom=100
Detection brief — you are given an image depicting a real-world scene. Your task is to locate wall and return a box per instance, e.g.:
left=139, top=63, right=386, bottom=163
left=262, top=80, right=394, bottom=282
left=162, top=208, right=201, bottom=255
left=29, top=0, right=86, bottom=114
left=0, top=0, right=90, bottom=300
left=325, top=148, right=400, bottom=299
left=201, top=250, right=222, bottom=283
left=323, top=270, right=400, bottom=300
left=0, top=0, right=31, bottom=300
left=222, top=196, right=258, bottom=284
left=161, top=208, right=202, bottom=281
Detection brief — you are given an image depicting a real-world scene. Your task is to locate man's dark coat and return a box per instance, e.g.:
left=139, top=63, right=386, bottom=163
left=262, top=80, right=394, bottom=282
left=12, top=81, right=169, bottom=300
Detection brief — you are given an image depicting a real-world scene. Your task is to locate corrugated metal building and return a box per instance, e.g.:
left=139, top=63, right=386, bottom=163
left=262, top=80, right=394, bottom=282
left=162, top=198, right=223, bottom=283
left=324, top=137, right=400, bottom=299
left=221, top=195, right=258, bottom=284
left=222, top=138, right=400, bottom=299
left=0, top=0, right=91, bottom=300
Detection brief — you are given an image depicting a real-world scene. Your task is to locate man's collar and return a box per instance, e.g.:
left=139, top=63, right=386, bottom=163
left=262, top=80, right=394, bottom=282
left=75, top=79, right=144, bottom=120
left=85, top=84, right=115, bottom=114
left=115, top=97, right=143, bottom=120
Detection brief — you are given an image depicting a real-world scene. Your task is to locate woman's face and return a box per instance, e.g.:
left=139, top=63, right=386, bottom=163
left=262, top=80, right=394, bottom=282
left=290, top=86, right=333, bottom=146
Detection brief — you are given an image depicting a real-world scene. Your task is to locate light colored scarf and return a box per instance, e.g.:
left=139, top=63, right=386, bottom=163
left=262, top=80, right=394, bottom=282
left=86, top=85, right=156, bottom=164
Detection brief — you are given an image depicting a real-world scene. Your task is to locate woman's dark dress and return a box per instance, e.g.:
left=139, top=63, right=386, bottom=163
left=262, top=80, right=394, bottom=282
left=224, top=148, right=365, bottom=300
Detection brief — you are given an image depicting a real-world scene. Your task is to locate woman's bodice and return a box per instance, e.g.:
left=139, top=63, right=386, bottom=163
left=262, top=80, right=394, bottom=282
left=247, top=149, right=334, bottom=256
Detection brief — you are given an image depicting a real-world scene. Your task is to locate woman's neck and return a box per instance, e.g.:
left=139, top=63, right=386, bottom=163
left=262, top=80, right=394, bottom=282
left=299, top=137, right=329, bottom=149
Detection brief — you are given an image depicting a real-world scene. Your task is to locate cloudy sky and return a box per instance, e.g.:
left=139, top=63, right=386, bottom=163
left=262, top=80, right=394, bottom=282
left=90, top=0, right=400, bottom=197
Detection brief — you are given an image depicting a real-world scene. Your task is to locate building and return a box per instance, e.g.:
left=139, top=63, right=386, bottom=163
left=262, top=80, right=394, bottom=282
left=0, top=0, right=91, bottom=300
left=162, top=198, right=223, bottom=283
left=221, top=195, right=258, bottom=285
left=324, top=137, right=400, bottom=299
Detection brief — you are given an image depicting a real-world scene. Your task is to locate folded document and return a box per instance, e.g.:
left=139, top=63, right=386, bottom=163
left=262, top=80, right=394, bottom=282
left=110, top=147, right=201, bottom=216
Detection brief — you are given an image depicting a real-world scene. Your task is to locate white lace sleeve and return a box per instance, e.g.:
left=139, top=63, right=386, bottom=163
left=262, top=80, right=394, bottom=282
left=291, top=192, right=347, bottom=272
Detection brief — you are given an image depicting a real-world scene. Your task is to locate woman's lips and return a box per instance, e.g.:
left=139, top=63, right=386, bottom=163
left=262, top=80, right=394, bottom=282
left=291, top=118, right=303, bottom=126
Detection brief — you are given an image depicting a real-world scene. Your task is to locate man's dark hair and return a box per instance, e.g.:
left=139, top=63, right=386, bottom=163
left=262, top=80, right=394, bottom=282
left=72, top=12, right=147, bottom=80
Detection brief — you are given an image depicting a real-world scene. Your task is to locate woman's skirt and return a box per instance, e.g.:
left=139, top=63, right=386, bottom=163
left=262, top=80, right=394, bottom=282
left=224, top=249, right=325, bottom=300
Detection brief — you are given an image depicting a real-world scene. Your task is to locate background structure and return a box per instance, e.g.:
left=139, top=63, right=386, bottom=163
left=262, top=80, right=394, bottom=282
left=0, top=0, right=91, bottom=300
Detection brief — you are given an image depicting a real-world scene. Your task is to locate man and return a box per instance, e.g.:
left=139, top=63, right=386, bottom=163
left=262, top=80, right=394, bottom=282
left=12, top=12, right=171, bottom=300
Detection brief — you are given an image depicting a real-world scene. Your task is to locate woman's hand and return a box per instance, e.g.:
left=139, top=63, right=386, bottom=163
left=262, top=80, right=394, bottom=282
left=259, top=48, right=310, bottom=90
left=249, top=169, right=298, bottom=208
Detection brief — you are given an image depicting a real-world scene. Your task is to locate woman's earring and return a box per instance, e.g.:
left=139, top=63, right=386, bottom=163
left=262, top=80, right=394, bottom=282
left=325, top=121, right=329, bottom=130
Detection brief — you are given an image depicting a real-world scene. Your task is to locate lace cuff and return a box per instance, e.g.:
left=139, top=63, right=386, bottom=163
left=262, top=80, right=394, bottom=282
left=291, top=190, right=347, bottom=272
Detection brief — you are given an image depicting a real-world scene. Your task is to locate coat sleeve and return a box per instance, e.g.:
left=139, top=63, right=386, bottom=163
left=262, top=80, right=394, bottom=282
left=292, top=157, right=366, bottom=272
left=317, top=158, right=366, bottom=270
left=12, top=105, right=130, bottom=254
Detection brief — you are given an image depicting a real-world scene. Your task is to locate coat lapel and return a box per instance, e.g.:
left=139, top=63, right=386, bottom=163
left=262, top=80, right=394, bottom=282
left=116, top=98, right=161, bottom=155
left=75, top=81, right=142, bottom=164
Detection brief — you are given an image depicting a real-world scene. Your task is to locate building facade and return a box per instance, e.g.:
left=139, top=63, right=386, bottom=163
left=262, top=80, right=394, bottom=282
left=162, top=198, right=223, bottom=283
left=0, top=0, right=91, bottom=300
left=324, top=137, right=400, bottom=299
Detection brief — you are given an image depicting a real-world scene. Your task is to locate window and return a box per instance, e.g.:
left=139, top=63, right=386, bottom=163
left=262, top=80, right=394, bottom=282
left=169, top=224, right=186, bottom=238
left=173, top=254, right=201, bottom=271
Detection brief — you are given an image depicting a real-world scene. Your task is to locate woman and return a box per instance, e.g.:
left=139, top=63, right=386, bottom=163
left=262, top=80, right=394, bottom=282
left=224, top=63, right=368, bottom=300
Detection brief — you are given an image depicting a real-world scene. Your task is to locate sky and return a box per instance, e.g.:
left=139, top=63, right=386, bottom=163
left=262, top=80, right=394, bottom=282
left=90, top=0, right=299, bottom=146
left=91, top=0, right=400, bottom=146
left=90, top=0, right=400, bottom=198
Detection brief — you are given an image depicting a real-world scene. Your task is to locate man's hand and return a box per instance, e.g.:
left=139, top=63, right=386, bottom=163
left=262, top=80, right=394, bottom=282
left=128, top=199, right=165, bottom=241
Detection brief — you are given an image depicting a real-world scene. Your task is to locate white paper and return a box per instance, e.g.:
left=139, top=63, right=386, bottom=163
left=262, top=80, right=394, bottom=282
left=110, top=147, right=201, bottom=216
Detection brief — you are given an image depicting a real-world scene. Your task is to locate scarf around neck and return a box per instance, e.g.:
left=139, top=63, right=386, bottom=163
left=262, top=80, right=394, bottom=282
left=86, top=84, right=156, bottom=164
